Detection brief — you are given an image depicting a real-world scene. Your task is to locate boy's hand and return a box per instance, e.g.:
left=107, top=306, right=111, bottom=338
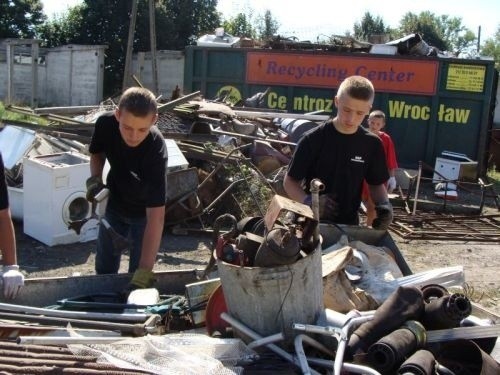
left=86, top=176, right=104, bottom=202
left=387, top=177, right=397, bottom=193
left=129, top=268, right=156, bottom=289
left=372, top=202, right=393, bottom=230
left=2, top=265, right=24, bottom=299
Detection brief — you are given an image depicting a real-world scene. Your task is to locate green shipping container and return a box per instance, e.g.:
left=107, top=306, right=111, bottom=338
left=184, top=46, right=497, bottom=175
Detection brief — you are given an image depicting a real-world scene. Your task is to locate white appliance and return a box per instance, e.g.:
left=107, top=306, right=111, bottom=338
left=432, top=151, right=478, bottom=190
left=23, top=152, right=98, bottom=246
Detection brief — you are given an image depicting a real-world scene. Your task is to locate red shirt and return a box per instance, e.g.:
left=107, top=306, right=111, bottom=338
left=378, top=131, right=398, bottom=170
left=362, top=131, right=398, bottom=200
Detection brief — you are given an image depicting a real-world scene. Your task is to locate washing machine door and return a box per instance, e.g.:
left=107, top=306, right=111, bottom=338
left=62, top=191, right=90, bottom=226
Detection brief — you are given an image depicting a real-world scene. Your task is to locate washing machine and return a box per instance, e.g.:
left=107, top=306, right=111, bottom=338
left=23, top=151, right=98, bottom=246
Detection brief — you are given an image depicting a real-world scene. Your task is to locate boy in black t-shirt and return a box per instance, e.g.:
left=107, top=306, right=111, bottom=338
left=284, top=75, right=393, bottom=229
left=87, top=87, right=168, bottom=289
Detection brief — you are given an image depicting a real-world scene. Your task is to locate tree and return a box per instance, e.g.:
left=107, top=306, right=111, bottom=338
left=223, top=13, right=255, bottom=38
left=0, top=0, right=46, bottom=38
left=353, top=12, right=390, bottom=42
left=397, top=11, right=476, bottom=55
left=37, top=0, right=221, bottom=96
left=256, top=10, right=279, bottom=41
left=481, top=25, right=500, bottom=70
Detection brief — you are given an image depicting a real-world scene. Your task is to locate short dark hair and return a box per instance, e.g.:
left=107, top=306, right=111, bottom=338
left=337, top=75, right=375, bottom=102
left=118, top=87, right=157, bottom=117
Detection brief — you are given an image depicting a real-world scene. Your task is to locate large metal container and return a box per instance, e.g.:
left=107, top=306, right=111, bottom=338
left=217, top=245, right=323, bottom=346
left=184, top=46, right=497, bottom=175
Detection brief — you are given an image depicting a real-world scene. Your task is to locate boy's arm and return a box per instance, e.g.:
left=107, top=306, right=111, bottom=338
left=138, top=205, right=165, bottom=271
left=0, top=208, right=16, bottom=265
left=368, top=184, right=393, bottom=230
left=89, top=153, right=106, bottom=178
left=283, top=174, right=308, bottom=204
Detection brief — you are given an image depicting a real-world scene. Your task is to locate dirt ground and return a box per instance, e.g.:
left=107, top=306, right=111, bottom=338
left=12, top=183, right=500, bottom=316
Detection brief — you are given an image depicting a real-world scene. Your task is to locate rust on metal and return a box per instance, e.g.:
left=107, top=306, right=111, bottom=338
left=390, top=211, right=500, bottom=242
left=0, top=340, right=149, bottom=374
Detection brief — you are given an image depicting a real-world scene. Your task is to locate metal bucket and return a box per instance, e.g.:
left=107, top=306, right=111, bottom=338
left=217, top=245, right=323, bottom=346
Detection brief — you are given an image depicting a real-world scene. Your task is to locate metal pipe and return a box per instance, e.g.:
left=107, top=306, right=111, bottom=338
left=220, top=312, right=322, bottom=375
left=211, top=128, right=297, bottom=146
left=294, top=334, right=313, bottom=375
left=334, top=315, right=374, bottom=375
left=0, top=302, right=152, bottom=322
left=234, top=110, right=329, bottom=122
left=412, top=161, right=422, bottom=215
left=247, top=332, right=284, bottom=349
left=157, top=90, right=202, bottom=113
left=310, top=178, right=324, bottom=244
left=294, top=334, right=336, bottom=374
left=0, top=311, right=156, bottom=335
left=426, top=325, right=500, bottom=343
left=294, top=316, right=378, bottom=375
left=18, top=336, right=128, bottom=345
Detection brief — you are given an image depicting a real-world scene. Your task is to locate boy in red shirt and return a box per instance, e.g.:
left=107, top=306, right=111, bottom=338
left=363, top=110, right=398, bottom=227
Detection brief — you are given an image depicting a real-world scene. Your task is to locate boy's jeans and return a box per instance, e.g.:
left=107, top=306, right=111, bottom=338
left=95, top=208, right=146, bottom=274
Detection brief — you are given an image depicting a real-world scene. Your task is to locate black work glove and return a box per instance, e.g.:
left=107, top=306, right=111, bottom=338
left=372, top=202, right=393, bottom=230
left=86, top=176, right=104, bottom=202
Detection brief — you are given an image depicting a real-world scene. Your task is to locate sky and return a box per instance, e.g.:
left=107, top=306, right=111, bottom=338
left=41, top=0, right=499, bottom=43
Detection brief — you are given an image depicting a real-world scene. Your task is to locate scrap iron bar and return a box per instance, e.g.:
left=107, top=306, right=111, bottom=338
left=390, top=213, right=500, bottom=241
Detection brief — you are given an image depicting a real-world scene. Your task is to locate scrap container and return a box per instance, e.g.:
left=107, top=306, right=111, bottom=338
left=184, top=46, right=497, bottom=175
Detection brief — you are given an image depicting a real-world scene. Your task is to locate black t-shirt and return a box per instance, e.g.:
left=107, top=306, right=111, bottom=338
left=0, top=153, right=8, bottom=210
left=287, top=120, right=389, bottom=224
left=89, top=112, right=168, bottom=217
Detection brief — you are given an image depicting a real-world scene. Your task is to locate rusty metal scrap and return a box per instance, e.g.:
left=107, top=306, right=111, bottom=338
left=0, top=340, right=149, bottom=374
left=390, top=212, right=500, bottom=242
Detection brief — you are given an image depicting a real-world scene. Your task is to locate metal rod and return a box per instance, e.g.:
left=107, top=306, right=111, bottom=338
left=412, top=161, right=423, bottom=215
left=310, top=178, right=325, bottom=244
left=247, top=333, right=284, bottom=349
left=0, top=302, right=151, bottom=322
left=426, top=325, right=500, bottom=343
left=234, top=110, right=329, bottom=121
left=157, top=90, right=201, bottom=113
left=211, top=128, right=297, bottom=146
left=18, top=336, right=128, bottom=345
left=220, top=313, right=322, bottom=375
left=34, top=105, right=102, bottom=115
left=0, top=311, right=154, bottom=335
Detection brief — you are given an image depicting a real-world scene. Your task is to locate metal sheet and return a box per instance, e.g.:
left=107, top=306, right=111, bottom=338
left=0, top=125, right=36, bottom=169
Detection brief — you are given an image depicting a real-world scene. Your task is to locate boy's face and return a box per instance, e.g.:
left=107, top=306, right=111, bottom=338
left=368, top=116, right=385, bottom=133
left=115, top=109, right=157, bottom=147
left=334, top=93, right=372, bottom=134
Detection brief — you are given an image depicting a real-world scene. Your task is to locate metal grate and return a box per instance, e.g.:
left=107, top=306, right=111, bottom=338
left=390, top=211, right=500, bottom=242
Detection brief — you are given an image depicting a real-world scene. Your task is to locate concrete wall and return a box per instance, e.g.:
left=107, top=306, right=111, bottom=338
left=0, top=44, right=106, bottom=107
left=0, top=62, right=46, bottom=106
left=132, top=50, right=184, bottom=99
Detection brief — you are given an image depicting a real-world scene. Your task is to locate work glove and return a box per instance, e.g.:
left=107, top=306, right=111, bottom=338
left=372, top=201, right=394, bottom=231
left=86, top=176, right=105, bottom=202
left=387, top=176, right=397, bottom=193
left=129, top=268, right=156, bottom=290
left=2, top=265, right=24, bottom=299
